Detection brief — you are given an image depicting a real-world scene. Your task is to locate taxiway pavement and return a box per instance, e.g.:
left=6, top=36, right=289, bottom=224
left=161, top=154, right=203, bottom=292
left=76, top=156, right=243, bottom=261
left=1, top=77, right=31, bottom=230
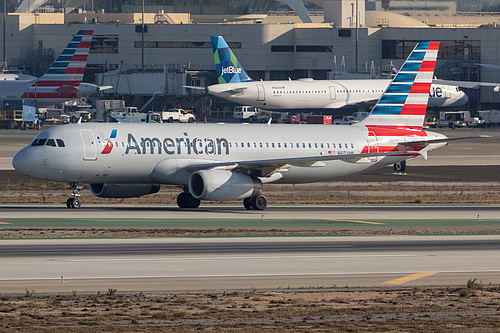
left=0, top=236, right=499, bottom=293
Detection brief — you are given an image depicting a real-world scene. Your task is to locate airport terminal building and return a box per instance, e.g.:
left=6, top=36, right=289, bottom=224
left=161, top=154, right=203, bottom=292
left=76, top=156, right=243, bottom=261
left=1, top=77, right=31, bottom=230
left=1, top=0, right=500, bottom=112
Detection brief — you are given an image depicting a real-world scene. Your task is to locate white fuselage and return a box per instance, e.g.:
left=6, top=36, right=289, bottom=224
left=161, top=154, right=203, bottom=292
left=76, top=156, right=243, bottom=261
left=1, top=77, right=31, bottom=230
left=207, top=79, right=467, bottom=110
left=12, top=123, right=445, bottom=186
left=0, top=80, right=100, bottom=107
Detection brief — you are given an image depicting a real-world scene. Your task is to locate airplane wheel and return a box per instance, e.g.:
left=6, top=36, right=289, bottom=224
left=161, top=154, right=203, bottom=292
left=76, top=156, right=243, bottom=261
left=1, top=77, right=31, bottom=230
left=251, top=195, right=267, bottom=211
left=394, top=161, right=406, bottom=173
left=243, top=197, right=253, bottom=210
left=67, top=198, right=81, bottom=209
left=177, top=193, right=200, bottom=209
left=177, top=192, right=188, bottom=208
left=72, top=198, right=81, bottom=208
left=187, top=194, right=201, bottom=208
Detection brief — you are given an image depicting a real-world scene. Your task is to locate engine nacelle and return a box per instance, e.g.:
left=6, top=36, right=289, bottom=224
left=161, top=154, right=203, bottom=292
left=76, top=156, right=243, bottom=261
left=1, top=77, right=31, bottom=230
left=189, top=170, right=262, bottom=201
left=89, top=183, right=160, bottom=198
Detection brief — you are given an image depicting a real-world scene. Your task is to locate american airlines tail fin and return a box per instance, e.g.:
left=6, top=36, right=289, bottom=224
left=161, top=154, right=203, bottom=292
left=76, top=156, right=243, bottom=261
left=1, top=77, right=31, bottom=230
left=210, top=36, right=254, bottom=84
left=359, top=41, right=440, bottom=130
left=33, top=30, right=94, bottom=89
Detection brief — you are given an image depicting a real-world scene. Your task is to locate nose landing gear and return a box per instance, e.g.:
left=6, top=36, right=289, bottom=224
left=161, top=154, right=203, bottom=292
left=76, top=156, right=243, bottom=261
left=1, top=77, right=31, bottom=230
left=66, top=183, right=83, bottom=209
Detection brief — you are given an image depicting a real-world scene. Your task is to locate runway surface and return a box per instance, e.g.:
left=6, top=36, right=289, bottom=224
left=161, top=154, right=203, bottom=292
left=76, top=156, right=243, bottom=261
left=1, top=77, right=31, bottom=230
left=1, top=204, right=500, bottom=221
left=1, top=236, right=499, bottom=293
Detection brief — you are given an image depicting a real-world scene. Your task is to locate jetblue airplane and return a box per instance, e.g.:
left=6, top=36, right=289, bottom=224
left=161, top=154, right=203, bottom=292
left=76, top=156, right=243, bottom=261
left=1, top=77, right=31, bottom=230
left=205, top=36, right=467, bottom=110
left=14, top=41, right=473, bottom=210
left=0, top=30, right=109, bottom=107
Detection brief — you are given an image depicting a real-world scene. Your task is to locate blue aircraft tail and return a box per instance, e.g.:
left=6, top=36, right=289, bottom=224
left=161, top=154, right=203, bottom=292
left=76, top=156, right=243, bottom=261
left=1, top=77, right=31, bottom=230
left=210, top=36, right=254, bottom=84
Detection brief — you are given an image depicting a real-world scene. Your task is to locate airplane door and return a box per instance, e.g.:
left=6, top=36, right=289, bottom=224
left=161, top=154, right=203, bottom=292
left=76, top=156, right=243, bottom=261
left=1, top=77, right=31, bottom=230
left=80, top=129, right=97, bottom=161
left=257, top=84, right=265, bottom=101
left=367, top=131, right=379, bottom=161
left=444, top=88, right=451, bottom=99
left=329, top=86, right=336, bottom=100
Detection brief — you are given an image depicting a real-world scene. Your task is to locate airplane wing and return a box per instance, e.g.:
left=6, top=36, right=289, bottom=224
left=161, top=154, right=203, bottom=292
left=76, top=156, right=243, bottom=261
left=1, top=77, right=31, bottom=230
left=208, top=86, right=248, bottom=95
left=56, top=85, right=79, bottom=93
left=98, top=85, right=113, bottom=91
left=186, top=135, right=490, bottom=178
left=186, top=150, right=419, bottom=177
left=433, top=79, right=500, bottom=89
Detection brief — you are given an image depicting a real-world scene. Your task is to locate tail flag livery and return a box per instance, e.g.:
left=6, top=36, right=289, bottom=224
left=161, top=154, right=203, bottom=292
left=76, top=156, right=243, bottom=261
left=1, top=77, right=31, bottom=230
left=360, top=41, right=439, bottom=130
left=210, top=36, right=253, bottom=84
left=25, top=30, right=93, bottom=96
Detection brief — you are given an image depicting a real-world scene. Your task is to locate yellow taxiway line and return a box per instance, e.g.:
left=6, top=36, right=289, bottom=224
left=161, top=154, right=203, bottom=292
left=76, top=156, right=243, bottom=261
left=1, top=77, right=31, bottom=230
left=382, top=272, right=438, bottom=285
left=0, top=222, right=12, bottom=224
left=326, top=219, right=385, bottom=225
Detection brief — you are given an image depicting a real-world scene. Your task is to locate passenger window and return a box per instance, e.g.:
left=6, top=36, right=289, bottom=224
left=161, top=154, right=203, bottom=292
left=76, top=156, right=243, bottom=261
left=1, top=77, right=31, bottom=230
left=45, top=139, right=56, bottom=147
left=333, top=143, right=336, bottom=148
left=351, top=143, right=354, bottom=148
left=247, top=142, right=250, bottom=148
left=272, top=143, right=275, bottom=148
left=308, top=143, right=312, bottom=148
left=278, top=143, right=281, bottom=148
left=56, top=139, right=65, bottom=147
left=314, top=143, right=318, bottom=148
left=266, top=143, right=269, bottom=148
left=320, top=143, right=324, bottom=148
left=338, top=143, right=342, bottom=148
left=284, top=143, right=287, bottom=148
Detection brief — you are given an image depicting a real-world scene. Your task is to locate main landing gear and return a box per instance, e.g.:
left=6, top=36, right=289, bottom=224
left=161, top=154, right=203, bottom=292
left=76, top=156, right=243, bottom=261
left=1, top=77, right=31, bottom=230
left=176, top=191, right=201, bottom=209
left=393, top=160, right=407, bottom=174
left=243, top=194, right=267, bottom=210
left=66, top=183, right=83, bottom=209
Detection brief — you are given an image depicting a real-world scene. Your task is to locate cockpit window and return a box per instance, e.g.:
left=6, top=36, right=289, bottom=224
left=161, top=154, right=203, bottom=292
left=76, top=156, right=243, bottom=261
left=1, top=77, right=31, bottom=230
left=56, top=139, right=65, bottom=147
left=31, top=138, right=47, bottom=146
left=45, top=139, right=57, bottom=147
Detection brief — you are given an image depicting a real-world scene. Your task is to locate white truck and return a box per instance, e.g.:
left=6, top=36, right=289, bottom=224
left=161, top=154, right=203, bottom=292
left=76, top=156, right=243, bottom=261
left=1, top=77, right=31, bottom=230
left=333, top=116, right=356, bottom=125
left=478, top=110, right=500, bottom=126
left=436, top=111, right=483, bottom=128
left=233, top=106, right=260, bottom=122
left=161, top=108, right=195, bottom=123
left=109, top=110, right=161, bottom=123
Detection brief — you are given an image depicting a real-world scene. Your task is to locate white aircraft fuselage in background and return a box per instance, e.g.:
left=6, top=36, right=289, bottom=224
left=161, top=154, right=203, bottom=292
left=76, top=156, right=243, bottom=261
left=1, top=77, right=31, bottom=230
left=207, top=79, right=467, bottom=110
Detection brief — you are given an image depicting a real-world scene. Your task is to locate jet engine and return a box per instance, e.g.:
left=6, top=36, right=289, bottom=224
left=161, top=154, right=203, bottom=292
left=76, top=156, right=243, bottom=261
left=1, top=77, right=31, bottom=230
left=89, top=183, right=160, bottom=198
left=189, top=170, right=262, bottom=201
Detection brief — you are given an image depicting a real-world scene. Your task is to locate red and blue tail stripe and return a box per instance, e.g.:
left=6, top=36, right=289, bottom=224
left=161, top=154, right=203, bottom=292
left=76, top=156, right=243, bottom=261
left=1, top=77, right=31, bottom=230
left=33, top=30, right=93, bottom=87
left=359, top=41, right=439, bottom=130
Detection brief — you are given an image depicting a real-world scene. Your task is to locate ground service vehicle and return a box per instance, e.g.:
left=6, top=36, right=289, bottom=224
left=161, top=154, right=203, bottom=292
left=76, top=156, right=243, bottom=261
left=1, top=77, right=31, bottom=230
left=0, top=100, right=38, bottom=129
left=306, top=115, right=332, bottom=125
left=233, top=106, right=259, bottom=122
left=334, top=116, right=356, bottom=125
left=161, top=108, right=195, bottom=123
left=478, top=110, right=500, bottom=126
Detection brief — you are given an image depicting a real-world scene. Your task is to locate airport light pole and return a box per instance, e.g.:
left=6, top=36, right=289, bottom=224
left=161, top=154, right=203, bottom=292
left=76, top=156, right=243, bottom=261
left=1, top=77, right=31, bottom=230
left=141, top=0, right=144, bottom=72
left=3, top=0, right=6, bottom=68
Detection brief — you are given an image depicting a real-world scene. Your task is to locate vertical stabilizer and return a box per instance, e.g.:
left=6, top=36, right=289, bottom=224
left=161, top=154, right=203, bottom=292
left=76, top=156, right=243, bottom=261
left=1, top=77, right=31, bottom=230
left=210, top=36, right=254, bottom=84
left=33, top=30, right=94, bottom=89
left=359, top=41, right=439, bottom=130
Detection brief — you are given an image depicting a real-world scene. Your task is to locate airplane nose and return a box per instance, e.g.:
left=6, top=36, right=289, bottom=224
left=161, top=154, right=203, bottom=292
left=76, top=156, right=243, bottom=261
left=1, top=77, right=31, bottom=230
left=460, top=92, right=469, bottom=105
left=12, top=148, right=33, bottom=176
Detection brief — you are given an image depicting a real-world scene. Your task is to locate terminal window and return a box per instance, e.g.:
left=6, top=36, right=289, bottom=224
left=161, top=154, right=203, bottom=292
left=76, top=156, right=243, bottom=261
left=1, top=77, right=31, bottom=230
left=91, top=35, right=119, bottom=54
left=382, top=40, right=480, bottom=60
left=134, top=41, right=242, bottom=49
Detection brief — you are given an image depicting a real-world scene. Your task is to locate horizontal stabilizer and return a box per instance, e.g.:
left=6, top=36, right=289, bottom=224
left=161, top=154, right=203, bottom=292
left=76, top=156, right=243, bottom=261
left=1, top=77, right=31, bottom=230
left=398, top=135, right=490, bottom=146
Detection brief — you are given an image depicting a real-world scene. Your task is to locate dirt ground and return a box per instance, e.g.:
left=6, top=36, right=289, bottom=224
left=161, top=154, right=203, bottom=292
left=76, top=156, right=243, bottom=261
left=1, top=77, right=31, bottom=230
left=1, top=285, right=500, bottom=332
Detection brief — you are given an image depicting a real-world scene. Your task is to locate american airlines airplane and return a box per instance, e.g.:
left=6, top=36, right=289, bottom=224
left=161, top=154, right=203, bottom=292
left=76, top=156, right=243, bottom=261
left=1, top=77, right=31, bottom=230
left=0, top=30, right=108, bottom=107
left=13, top=41, right=477, bottom=210
left=206, top=36, right=468, bottom=110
